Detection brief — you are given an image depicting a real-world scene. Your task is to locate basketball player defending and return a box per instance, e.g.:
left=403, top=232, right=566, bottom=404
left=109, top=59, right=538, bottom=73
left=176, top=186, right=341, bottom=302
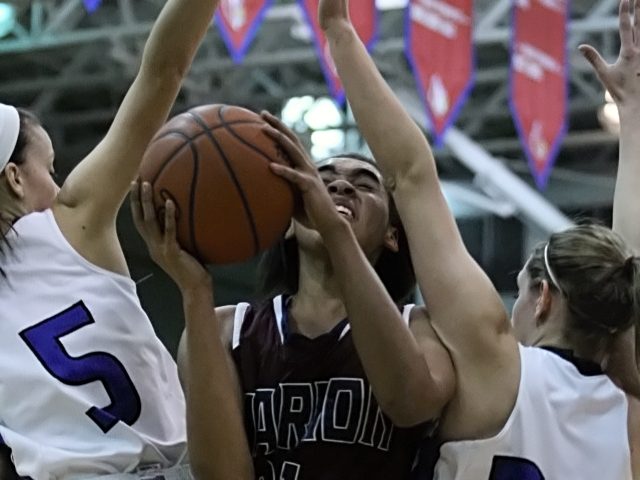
left=321, top=0, right=640, bottom=477
left=0, top=0, right=250, bottom=479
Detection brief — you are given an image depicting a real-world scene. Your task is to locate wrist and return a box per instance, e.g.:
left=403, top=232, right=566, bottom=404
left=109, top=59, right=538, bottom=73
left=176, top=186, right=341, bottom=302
left=617, top=102, right=640, bottom=120
left=179, top=278, right=213, bottom=300
left=324, top=20, right=357, bottom=43
left=318, top=215, right=352, bottom=242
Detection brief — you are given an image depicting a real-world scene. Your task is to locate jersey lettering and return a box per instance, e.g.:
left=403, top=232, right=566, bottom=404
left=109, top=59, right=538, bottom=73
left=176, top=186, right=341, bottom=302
left=277, top=383, right=313, bottom=450
left=489, top=455, right=545, bottom=480
left=19, top=301, right=142, bottom=433
left=253, top=389, right=278, bottom=455
left=321, top=378, right=365, bottom=444
left=255, top=459, right=301, bottom=480
left=246, top=378, right=393, bottom=454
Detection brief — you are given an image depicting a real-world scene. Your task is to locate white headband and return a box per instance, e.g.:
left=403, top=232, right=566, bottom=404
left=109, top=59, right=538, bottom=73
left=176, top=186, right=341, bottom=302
left=544, top=243, right=562, bottom=291
left=0, top=103, right=20, bottom=171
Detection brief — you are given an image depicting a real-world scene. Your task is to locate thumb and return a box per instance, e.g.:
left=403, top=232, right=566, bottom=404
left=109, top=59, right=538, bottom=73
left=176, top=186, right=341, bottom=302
left=579, top=44, right=609, bottom=79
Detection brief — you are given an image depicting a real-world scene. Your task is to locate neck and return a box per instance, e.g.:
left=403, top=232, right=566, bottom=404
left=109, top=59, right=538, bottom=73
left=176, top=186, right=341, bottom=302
left=0, top=186, right=26, bottom=235
left=288, top=246, right=347, bottom=338
left=533, top=332, right=607, bottom=365
left=0, top=206, right=25, bottom=235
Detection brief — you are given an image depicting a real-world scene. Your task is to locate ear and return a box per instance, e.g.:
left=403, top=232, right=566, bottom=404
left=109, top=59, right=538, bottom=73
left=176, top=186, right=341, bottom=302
left=3, top=163, right=24, bottom=199
left=534, top=280, right=552, bottom=325
left=383, top=226, right=399, bottom=253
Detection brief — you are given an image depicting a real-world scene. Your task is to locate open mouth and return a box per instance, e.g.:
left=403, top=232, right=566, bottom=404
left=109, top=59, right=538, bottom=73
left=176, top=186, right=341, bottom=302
left=336, top=204, right=354, bottom=220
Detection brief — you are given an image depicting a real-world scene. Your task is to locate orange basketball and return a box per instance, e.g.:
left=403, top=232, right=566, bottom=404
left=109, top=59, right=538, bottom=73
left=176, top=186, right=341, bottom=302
left=139, top=104, right=295, bottom=264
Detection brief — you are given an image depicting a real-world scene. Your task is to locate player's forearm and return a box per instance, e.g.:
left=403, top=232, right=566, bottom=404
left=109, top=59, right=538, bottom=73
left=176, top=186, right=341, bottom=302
left=182, top=288, right=254, bottom=480
left=613, top=105, right=640, bottom=253
left=140, top=0, right=220, bottom=79
left=326, top=24, right=436, bottom=186
left=321, top=222, right=444, bottom=425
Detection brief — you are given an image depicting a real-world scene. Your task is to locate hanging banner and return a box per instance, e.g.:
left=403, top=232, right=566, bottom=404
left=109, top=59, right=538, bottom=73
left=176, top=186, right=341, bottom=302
left=83, top=0, right=102, bottom=13
left=510, top=0, right=568, bottom=189
left=216, top=0, right=272, bottom=63
left=405, top=0, right=474, bottom=146
left=299, top=0, right=378, bottom=103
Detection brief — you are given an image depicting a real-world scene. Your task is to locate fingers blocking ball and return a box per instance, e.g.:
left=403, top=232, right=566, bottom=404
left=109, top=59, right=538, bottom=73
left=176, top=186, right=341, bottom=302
left=139, top=104, right=295, bottom=264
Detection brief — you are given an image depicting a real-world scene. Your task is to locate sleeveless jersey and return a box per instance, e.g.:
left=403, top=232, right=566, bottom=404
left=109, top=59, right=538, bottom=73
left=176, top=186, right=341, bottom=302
left=434, top=344, right=631, bottom=480
left=0, top=210, right=186, bottom=480
left=231, top=295, right=430, bottom=480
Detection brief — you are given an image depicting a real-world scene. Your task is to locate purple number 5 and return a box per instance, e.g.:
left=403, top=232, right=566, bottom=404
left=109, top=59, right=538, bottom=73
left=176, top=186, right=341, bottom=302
left=20, top=301, right=142, bottom=433
left=489, top=456, right=545, bottom=480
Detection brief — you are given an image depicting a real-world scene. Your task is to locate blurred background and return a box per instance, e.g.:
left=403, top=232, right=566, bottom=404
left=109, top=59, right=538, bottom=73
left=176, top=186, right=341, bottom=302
left=0, top=0, right=621, bottom=354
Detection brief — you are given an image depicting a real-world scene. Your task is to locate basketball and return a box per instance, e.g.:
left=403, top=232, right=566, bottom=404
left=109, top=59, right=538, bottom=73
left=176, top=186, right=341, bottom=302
left=139, top=104, right=295, bottom=264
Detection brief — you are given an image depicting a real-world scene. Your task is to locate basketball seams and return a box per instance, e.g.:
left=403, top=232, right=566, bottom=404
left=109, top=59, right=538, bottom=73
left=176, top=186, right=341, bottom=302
left=144, top=130, right=203, bottom=260
left=187, top=109, right=261, bottom=258
left=147, top=132, right=192, bottom=186
left=150, top=119, right=265, bottom=146
left=217, top=107, right=278, bottom=251
left=218, top=108, right=277, bottom=166
left=186, top=140, right=204, bottom=261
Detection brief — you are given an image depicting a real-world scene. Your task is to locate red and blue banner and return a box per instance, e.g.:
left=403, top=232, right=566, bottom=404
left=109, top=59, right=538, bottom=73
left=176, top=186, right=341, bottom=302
left=83, top=0, right=102, bottom=13
left=216, top=0, right=273, bottom=63
left=299, top=0, right=378, bottom=103
left=406, top=0, right=474, bottom=146
left=510, top=0, right=569, bottom=189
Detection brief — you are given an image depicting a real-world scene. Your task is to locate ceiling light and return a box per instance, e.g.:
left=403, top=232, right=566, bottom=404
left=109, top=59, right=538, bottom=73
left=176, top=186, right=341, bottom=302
left=0, top=3, right=16, bottom=38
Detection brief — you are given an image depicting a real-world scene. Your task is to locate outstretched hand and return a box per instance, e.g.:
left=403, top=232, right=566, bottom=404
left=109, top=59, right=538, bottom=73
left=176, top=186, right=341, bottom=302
left=580, top=0, right=640, bottom=113
left=318, top=0, right=350, bottom=32
left=130, top=181, right=211, bottom=293
left=260, top=111, right=347, bottom=235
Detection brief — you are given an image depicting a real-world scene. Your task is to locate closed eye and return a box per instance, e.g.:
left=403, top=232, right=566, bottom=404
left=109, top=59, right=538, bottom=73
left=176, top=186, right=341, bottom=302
left=356, top=183, right=375, bottom=191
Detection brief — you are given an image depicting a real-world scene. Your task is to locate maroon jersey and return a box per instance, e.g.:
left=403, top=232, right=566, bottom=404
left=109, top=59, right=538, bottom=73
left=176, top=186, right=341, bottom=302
left=231, top=295, right=430, bottom=480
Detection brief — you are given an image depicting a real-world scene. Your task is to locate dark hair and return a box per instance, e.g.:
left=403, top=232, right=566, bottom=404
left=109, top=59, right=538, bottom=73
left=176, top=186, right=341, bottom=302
left=257, top=153, right=416, bottom=304
left=7, top=108, right=40, bottom=168
left=0, top=108, right=41, bottom=275
left=526, top=224, right=640, bottom=347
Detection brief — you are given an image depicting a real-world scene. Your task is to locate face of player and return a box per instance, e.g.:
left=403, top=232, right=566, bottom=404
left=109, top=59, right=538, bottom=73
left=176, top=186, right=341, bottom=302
left=511, top=262, right=540, bottom=345
left=293, top=157, right=398, bottom=260
left=18, top=125, right=59, bottom=212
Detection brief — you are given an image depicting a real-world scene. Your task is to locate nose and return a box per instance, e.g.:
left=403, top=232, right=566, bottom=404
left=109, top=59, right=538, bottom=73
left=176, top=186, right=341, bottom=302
left=327, top=178, right=355, bottom=196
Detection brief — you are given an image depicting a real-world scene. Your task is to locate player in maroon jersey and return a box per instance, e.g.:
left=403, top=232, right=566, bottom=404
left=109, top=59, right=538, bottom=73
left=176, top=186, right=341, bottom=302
left=132, top=116, right=455, bottom=478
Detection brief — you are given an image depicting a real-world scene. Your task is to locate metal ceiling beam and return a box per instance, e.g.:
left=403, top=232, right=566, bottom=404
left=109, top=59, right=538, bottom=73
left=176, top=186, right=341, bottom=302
left=397, top=88, right=574, bottom=234
left=0, top=3, right=620, bottom=55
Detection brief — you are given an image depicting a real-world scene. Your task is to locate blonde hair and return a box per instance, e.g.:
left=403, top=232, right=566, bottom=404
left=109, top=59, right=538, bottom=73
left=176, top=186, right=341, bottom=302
left=527, top=224, right=639, bottom=344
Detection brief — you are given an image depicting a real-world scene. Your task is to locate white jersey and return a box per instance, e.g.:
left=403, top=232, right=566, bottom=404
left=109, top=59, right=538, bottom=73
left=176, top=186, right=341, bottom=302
left=434, top=345, right=631, bottom=480
left=0, top=210, right=186, bottom=480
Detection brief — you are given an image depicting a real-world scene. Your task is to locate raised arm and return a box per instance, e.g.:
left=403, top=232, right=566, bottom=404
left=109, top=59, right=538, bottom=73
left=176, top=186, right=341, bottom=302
left=131, top=182, right=253, bottom=480
left=54, top=0, right=221, bottom=268
left=319, top=0, right=512, bottom=366
left=581, top=0, right=640, bottom=397
left=581, top=0, right=640, bottom=253
left=263, top=116, right=455, bottom=426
